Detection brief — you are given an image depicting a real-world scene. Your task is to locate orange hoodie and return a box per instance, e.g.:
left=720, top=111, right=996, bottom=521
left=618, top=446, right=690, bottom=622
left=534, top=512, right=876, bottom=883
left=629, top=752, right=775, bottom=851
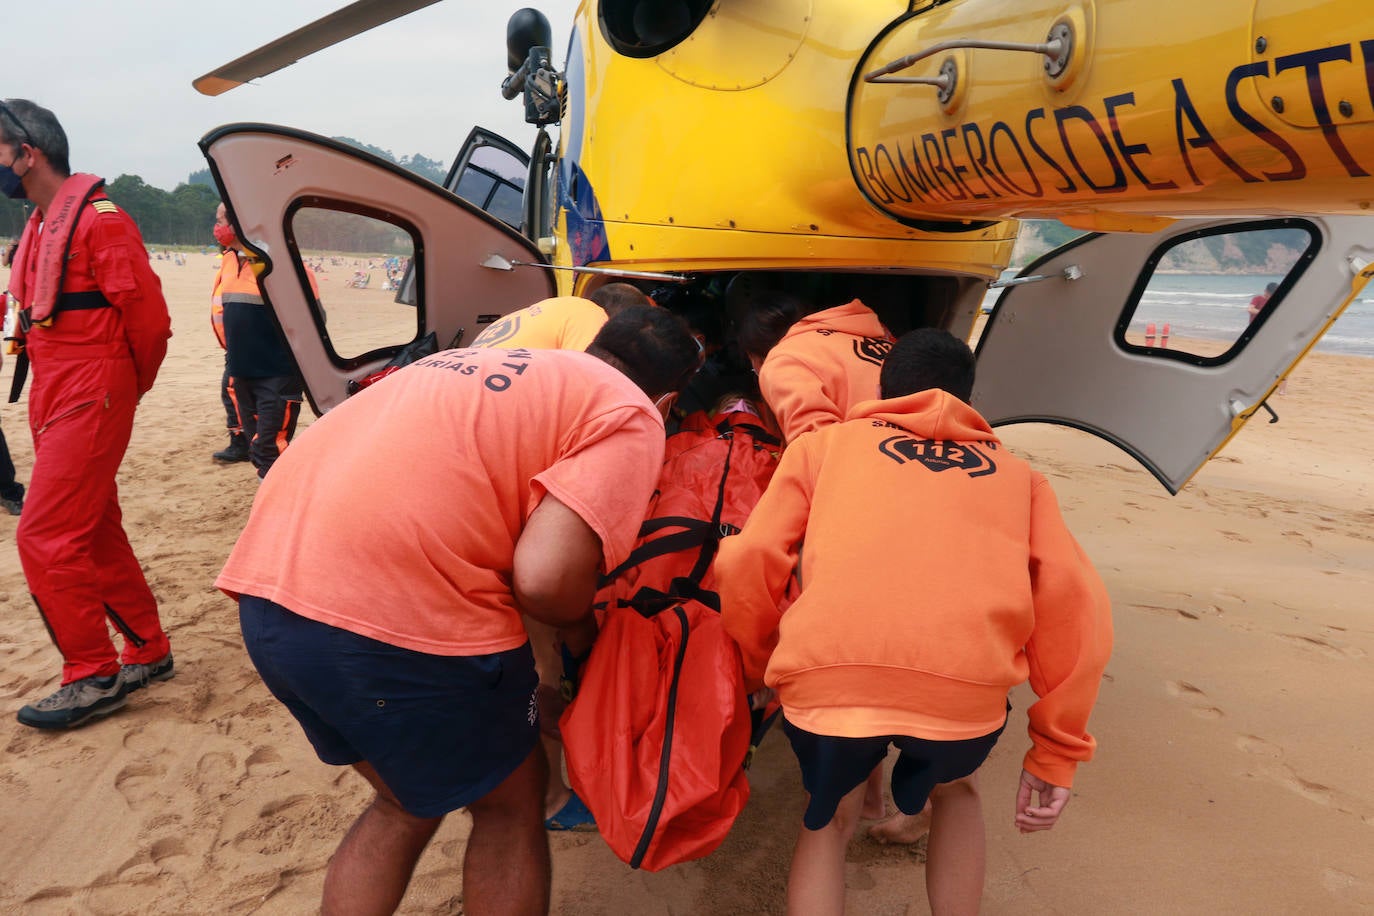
left=757, top=299, right=894, bottom=442
left=716, top=390, right=1113, bottom=788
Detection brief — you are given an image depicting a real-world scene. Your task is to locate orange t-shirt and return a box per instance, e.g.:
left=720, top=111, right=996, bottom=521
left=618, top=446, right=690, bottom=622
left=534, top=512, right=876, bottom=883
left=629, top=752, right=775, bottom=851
left=757, top=299, right=894, bottom=442
left=217, top=347, right=665, bottom=656
left=470, top=296, right=607, bottom=351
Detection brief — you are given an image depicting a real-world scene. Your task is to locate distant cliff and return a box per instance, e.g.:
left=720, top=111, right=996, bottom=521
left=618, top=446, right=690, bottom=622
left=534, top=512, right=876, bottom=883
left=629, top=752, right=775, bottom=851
left=1010, top=219, right=1306, bottom=274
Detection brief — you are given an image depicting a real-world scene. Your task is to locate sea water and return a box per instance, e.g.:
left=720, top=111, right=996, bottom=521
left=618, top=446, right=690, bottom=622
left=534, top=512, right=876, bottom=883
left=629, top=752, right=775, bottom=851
left=981, top=272, right=1374, bottom=358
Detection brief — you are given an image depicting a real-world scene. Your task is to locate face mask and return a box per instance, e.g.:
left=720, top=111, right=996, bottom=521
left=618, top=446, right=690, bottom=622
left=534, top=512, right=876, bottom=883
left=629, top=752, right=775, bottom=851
left=213, top=223, right=238, bottom=248
left=0, top=161, right=26, bottom=200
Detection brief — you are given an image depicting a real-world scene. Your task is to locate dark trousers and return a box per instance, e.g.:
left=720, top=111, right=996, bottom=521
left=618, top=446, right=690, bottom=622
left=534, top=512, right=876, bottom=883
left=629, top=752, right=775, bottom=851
left=220, top=358, right=241, bottom=433
left=235, top=374, right=303, bottom=478
left=0, top=418, right=22, bottom=499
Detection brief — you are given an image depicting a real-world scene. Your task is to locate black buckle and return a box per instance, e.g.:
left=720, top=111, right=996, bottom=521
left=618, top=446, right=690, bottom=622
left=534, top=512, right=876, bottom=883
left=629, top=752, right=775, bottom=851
left=17, top=308, right=33, bottom=334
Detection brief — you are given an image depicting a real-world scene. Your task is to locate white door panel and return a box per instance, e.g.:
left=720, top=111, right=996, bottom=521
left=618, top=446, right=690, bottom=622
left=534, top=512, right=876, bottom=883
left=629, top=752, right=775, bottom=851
left=200, top=125, right=554, bottom=413
left=974, top=216, right=1374, bottom=492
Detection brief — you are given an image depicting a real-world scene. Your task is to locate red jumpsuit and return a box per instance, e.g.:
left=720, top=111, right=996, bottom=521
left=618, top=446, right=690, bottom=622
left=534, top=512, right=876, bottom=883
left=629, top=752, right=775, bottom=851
left=10, top=184, right=173, bottom=684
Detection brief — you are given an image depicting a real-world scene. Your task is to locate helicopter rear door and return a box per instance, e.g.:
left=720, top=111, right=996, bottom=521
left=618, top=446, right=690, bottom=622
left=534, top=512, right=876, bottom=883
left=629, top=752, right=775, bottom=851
left=974, top=217, right=1374, bottom=493
left=200, top=125, right=555, bottom=414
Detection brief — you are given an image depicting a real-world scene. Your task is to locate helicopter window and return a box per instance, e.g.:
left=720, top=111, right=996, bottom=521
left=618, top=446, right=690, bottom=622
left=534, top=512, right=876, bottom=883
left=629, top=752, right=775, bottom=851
left=450, top=145, right=527, bottom=231
left=1117, top=222, right=1317, bottom=363
left=288, top=204, right=419, bottom=362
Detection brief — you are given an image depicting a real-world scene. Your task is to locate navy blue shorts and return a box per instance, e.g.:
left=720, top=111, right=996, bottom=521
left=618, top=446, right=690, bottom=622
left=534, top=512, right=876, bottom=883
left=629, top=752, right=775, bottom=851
left=239, top=594, right=539, bottom=818
left=782, top=711, right=1008, bottom=831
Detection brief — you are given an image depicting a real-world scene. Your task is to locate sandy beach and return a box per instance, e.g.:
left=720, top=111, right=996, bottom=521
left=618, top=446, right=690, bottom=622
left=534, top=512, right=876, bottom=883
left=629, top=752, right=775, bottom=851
left=1, top=251, right=1371, bottom=914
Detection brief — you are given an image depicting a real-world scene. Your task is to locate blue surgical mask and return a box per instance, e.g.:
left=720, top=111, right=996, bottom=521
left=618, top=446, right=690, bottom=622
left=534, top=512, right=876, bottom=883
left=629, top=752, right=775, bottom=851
left=0, top=162, right=25, bottom=200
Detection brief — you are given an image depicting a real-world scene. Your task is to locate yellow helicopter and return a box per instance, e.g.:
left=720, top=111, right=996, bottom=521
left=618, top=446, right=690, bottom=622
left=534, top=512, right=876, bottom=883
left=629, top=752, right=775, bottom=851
left=194, top=0, right=1374, bottom=493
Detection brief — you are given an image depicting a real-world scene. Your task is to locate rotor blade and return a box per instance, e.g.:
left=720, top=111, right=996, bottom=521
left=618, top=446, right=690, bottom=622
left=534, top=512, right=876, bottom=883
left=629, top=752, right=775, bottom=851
left=193, top=0, right=443, bottom=96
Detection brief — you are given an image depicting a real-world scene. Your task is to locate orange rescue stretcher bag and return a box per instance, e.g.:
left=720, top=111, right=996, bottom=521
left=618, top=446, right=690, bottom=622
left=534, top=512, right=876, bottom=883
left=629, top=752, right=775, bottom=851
left=560, top=410, right=782, bottom=871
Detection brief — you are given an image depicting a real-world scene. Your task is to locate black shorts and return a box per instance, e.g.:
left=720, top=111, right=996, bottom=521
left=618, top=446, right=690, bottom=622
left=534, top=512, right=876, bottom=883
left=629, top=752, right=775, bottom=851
left=782, top=711, right=1008, bottom=831
left=239, top=594, right=539, bottom=818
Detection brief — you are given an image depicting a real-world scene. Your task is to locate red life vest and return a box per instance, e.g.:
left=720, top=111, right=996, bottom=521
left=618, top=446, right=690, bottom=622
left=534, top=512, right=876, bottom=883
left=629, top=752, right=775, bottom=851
left=561, top=410, right=782, bottom=871
left=8, top=173, right=106, bottom=327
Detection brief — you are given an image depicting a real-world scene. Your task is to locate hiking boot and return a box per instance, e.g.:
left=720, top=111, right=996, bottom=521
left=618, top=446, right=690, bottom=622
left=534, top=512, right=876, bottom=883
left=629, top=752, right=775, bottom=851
left=0, top=492, right=20, bottom=516
left=17, top=673, right=129, bottom=729
left=121, top=652, right=175, bottom=693
left=213, top=433, right=250, bottom=463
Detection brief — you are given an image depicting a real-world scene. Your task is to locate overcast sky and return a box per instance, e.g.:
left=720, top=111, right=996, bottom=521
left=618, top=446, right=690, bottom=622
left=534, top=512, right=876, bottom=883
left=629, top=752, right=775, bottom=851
left=6, top=0, right=582, bottom=190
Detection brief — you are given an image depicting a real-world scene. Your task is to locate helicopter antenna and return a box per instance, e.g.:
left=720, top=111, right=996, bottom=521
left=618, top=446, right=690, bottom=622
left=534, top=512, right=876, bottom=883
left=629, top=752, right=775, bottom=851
left=193, top=0, right=442, bottom=96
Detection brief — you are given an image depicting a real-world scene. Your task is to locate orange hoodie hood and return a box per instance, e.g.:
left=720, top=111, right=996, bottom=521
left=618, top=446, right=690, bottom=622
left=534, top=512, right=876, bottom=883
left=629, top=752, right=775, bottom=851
left=780, top=299, right=891, bottom=344
left=849, top=389, right=996, bottom=443
left=758, top=300, right=894, bottom=441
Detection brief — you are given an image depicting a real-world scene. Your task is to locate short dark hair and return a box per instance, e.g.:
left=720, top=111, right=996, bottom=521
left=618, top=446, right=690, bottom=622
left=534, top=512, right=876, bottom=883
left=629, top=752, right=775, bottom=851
left=879, top=328, right=976, bottom=402
left=735, top=289, right=806, bottom=359
left=1264, top=282, right=1278, bottom=294
left=0, top=99, right=71, bottom=176
left=588, top=282, right=652, bottom=318
left=588, top=305, right=699, bottom=398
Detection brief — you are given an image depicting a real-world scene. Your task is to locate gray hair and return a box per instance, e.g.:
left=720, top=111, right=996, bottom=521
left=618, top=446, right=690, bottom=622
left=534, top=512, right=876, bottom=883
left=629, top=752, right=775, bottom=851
left=0, top=99, right=71, bottom=177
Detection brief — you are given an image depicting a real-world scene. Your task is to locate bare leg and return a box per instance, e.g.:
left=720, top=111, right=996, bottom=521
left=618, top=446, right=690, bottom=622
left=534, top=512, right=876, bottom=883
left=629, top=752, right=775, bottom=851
left=861, top=763, right=887, bottom=819
left=541, top=732, right=571, bottom=818
left=925, top=774, right=985, bottom=916
left=786, top=782, right=866, bottom=916
left=463, top=744, right=552, bottom=915
left=322, top=761, right=443, bottom=916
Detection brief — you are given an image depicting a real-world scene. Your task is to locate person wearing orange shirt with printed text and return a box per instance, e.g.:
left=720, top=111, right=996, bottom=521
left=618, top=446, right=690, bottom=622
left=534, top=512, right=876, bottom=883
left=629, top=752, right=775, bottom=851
left=717, top=329, right=1113, bottom=916
left=470, top=281, right=652, bottom=351
left=218, top=306, right=701, bottom=915
left=472, top=279, right=654, bottom=832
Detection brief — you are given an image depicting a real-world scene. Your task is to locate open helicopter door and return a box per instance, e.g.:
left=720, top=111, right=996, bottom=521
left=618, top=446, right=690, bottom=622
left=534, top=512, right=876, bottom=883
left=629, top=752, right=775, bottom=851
left=200, top=125, right=554, bottom=414
left=441, top=127, right=531, bottom=232
left=974, top=216, right=1374, bottom=493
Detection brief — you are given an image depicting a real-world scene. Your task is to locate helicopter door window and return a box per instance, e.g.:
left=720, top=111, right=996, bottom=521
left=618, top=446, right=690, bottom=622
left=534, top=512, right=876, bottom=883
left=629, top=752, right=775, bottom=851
left=451, top=145, right=528, bottom=230
left=288, top=204, right=419, bottom=362
left=1116, top=223, right=1317, bottom=363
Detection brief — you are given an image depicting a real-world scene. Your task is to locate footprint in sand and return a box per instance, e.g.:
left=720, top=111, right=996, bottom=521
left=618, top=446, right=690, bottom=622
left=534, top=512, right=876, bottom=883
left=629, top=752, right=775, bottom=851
left=1281, top=530, right=1313, bottom=548
left=1131, top=603, right=1205, bottom=622
left=1276, top=632, right=1366, bottom=660
left=1235, top=734, right=1283, bottom=758
left=114, top=836, right=191, bottom=883
left=114, top=760, right=168, bottom=809
left=1218, top=530, right=1252, bottom=543
left=195, top=750, right=239, bottom=801
left=1165, top=681, right=1224, bottom=719
left=231, top=793, right=346, bottom=856
left=246, top=746, right=288, bottom=778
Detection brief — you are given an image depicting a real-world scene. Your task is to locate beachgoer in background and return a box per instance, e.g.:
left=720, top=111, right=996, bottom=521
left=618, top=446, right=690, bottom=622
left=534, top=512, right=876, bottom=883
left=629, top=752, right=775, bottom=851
left=1, top=98, right=174, bottom=729
left=209, top=210, right=248, bottom=464
left=218, top=306, right=700, bottom=914
left=1248, top=282, right=1277, bottom=323
left=716, top=328, right=1114, bottom=915
left=1248, top=282, right=1289, bottom=393
left=214, top=202, right=315, bottom=478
